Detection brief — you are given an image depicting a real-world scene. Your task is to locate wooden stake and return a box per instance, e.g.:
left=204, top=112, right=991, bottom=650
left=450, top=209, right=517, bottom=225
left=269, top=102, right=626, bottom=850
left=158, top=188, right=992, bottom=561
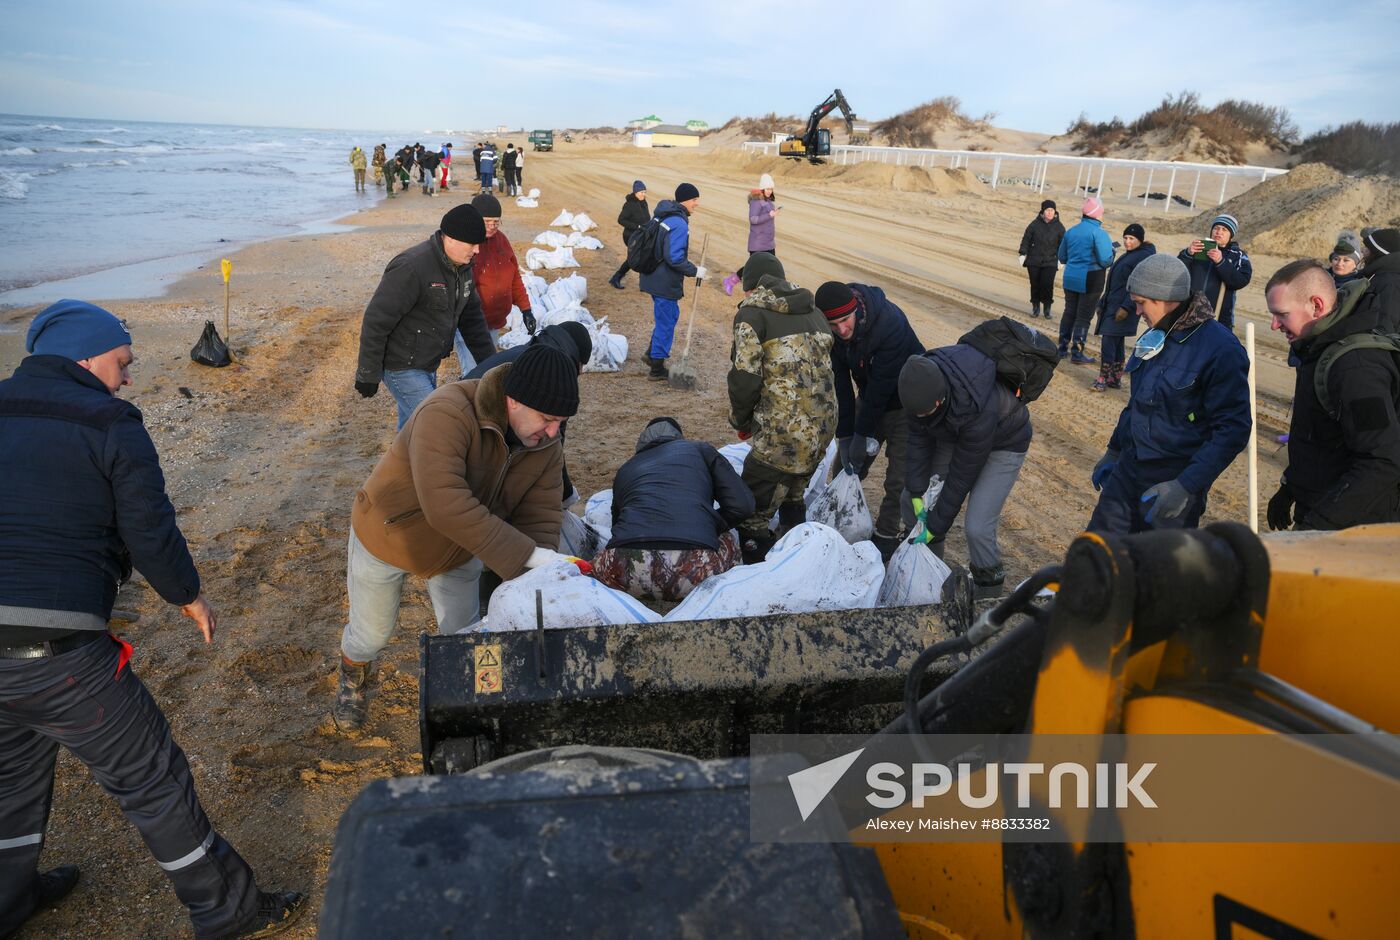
left=1246, top=322, right=1259, bottom=533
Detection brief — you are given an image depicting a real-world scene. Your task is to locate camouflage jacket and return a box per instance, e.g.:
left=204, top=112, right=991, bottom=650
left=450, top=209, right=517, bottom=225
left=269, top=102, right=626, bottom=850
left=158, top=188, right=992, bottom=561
left=728, top=276, right=837, bottom=474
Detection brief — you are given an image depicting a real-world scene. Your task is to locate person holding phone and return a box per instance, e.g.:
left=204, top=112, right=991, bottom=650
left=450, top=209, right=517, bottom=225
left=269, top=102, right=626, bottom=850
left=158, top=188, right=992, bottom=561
left=1178, top=213, right=1252, bottom=332
left=724, top=174, right=779, bottom=295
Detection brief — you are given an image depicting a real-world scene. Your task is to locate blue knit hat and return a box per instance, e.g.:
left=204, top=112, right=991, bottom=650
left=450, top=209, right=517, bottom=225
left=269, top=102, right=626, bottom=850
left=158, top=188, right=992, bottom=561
left=26, top=300, right=132, bottom=361
left=1210, top=214, right=1239, bottom=238
left=632, top=180, right=646, bottom=193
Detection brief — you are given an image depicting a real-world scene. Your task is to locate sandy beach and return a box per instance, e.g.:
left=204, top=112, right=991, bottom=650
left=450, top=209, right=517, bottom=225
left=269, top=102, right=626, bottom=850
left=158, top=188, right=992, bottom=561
left=4, top=141, right=1305, bottom=938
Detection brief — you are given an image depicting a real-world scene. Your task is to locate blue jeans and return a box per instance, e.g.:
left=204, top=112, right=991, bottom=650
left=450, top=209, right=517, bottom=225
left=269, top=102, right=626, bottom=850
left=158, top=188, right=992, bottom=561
left=381, top=368, right=437, bottom=431
left=649, top=295, right=681, bottom=359
left=453, top=328, right=500, bottom=378
left=1087, top=455, right=1207, bottom=535
left=340, top=530, right=484, bottom=663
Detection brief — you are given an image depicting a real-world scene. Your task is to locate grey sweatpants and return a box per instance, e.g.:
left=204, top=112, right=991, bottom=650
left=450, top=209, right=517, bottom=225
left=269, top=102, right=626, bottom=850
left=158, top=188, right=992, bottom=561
left=926, top=447, right=1027, bottom=570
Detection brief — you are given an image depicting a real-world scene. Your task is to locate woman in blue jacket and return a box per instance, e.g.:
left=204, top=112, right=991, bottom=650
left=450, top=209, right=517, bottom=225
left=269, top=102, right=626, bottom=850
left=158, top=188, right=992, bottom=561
left=1056, top=196, right=1115, bottom=365
left=1087, top=254, right=1251, bottom=535
left=1091, top=223, right=1155, bottom=391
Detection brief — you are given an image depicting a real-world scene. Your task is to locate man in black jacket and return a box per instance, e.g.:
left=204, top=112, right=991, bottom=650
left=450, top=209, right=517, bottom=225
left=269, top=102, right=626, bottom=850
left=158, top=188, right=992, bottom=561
left=592, top=418, right=755, bottom=602
left=1358, top=227, right=1400, bottom=331
left=355, top=204, right=496, bottom=429
left=1265, top=258, right=1400, bottom=530
left=0, top=301, right=304, bottom=939
left=815, top=280, right=924, bottom=562
left=608, top=180, right=649, bottom=290
left=899, top=347, right=1032, bottom=598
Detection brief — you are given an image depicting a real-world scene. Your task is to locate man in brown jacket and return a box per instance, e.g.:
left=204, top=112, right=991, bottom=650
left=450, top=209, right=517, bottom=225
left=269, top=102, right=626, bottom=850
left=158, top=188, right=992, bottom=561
left=333, top=344, right=584, bottom=731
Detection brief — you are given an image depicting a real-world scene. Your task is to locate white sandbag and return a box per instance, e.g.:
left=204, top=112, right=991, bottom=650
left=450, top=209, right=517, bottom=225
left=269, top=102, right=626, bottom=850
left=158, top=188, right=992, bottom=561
left=565, top=232, right=604, bottom=250
left=583, top=489, right=613, bottom=542
left=471, top=562, right=658, bottom=633
left=879, top=538, right=952, bottom=607
left=528, top=187, right=540, bottom=198
left=803, top=439, right=840, bottom=509
left=582, top=318, right=629, bottom=373
left=515, top=197, right=539, bottom=208
left=569, top=212, right=598, bottom=232
left=807, top=469, right=874, bottom=544
left=550, top=209, right=575, bottom=227
left=558, top=511, right=608, bottom=559
left=521, top=272, right=549, bottom=313
left=525, top=246, right=580, bottom=270
left=533, top=230, right=569, bottom=248
left=717, top=442, right=751, bottom=477
left=664, top=523, right=883, bottom=622
left=545, top=273, right=587, bottom=309
left=538, top=302, right=594, bottom=329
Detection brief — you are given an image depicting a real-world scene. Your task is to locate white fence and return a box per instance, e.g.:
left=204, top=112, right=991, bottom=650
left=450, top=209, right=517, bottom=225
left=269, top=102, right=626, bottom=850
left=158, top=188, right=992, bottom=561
left=742, top=141, right=1288, bottom=214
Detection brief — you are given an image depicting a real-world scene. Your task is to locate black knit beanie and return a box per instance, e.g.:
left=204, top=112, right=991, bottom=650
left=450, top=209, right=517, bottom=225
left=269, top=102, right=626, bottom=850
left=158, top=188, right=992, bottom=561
left=504, top=344, right=579, bottom=417
left=898, top=354, right=949, bottom=417
left=815, top=281, right=857, bottom=320
left=741, top=252, right=785, bottom=292
left=440, top=204, right=486, bottom=244
left=470, top=193, right=502, bottom=219
left=1040, top=199, right=1057, bottom=212
left=1123, top=223, right=1145, bottom=242
left=1364, top=227, right=1398, bottom=258
left=538, top=321, right=593, bottom=367
left=675, top=182, right=700, bottom=202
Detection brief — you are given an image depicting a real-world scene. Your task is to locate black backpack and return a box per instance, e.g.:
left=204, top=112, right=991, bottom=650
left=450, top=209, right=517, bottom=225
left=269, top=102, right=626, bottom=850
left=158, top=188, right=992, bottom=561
left=958, top=316, right=1059, bottom=403
left=626, top=217, right=668, bottom=275
left=1313, top=330, right=1400, bottom=419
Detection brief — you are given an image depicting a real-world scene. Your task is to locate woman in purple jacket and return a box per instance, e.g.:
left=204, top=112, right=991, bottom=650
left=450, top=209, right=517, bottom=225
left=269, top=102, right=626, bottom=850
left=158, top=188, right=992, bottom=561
left=724, top=173, right=780, bottom=294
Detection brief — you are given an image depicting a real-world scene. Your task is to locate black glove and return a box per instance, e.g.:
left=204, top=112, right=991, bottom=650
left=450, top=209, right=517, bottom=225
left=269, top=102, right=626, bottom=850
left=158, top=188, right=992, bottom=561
left=843, top=434, right=868, bottom=476
left=1267, top=485, right=1294, bottom=532
left=522, top=309, right=537, bottom=334
left=355, top=381, right=379, bottom=399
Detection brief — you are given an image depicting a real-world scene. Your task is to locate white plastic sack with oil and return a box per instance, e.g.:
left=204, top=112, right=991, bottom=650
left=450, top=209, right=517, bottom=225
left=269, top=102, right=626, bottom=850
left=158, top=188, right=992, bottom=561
left=879, top=476, right=950, bottom=606
left=470, top=561, right=658, bottom=633
left=807, top=469, right=873, bottom=543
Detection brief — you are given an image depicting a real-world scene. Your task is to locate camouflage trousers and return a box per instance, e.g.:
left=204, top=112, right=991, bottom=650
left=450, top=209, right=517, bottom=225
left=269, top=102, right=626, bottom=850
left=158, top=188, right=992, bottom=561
left=593, top=534, right=740, bottom=603
left=737, top=457, right=812, bottom=540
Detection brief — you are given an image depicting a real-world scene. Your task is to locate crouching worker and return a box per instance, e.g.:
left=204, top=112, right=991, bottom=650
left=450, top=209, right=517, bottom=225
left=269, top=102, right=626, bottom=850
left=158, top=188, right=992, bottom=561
left=593, top=418, right=756, bottom=602
left=334, top=344, right=584, bottom=731
left=726, top=253, right=837, bottom=563
left=1087, top=254, right=1251, bottom=534
left=898, top=347, right=1032, bottom=600
left=0, top=301, right=304, bottom=938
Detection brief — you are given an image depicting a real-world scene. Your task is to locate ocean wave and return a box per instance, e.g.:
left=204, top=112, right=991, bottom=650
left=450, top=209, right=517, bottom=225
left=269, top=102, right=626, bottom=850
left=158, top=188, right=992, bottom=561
left=50, top=144, right=169, bottom=154
left=62, top=159, right=132, bottom=169
left=31, top=123, right=64, bottom=131
left=83, top=138, right=119, bottom=145
left=0, top=147, right=35, bottom=156
left=0, top=169, right=31, bottom=199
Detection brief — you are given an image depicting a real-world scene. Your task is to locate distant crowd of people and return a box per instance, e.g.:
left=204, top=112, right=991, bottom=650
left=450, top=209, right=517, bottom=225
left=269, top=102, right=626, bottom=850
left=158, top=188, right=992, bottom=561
left=349, top=141, right=526, bottom=198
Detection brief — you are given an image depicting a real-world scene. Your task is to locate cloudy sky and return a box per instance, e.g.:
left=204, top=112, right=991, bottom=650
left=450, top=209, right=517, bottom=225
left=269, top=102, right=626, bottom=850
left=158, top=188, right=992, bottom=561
left=1, top=0, right=1396, bottom=135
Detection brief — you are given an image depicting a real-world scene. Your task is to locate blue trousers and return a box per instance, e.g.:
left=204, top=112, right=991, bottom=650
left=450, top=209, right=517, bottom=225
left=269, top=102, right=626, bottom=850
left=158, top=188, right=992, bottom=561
left=1087, top=456, right=1207, bottom=535
left=381, top=368, right=437, bottom=431
left=0, top=636, right=259, bottom=938
left=649, top=295, right=681, bottom=360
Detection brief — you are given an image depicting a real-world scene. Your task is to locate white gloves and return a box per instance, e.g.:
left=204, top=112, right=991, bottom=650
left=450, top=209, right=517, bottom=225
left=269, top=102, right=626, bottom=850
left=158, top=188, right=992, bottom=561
left=694, top=266, right=708, bottom=281
left=1018, top=255, right=1027, bottom=267
left=525, top=547, right=592, bottom=574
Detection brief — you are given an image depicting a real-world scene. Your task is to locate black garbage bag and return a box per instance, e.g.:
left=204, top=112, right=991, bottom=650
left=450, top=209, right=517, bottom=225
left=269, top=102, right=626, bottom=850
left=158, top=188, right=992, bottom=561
left=190, top=320, right=232, bottom=368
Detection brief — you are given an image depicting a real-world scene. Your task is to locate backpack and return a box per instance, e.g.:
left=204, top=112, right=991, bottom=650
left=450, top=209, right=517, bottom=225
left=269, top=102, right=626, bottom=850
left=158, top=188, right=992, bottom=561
left=626, top=217, right=668, bottom=275
left=1313, top=331, right=1400, bottom=419
left=958, top=316, right=1060, bottom=403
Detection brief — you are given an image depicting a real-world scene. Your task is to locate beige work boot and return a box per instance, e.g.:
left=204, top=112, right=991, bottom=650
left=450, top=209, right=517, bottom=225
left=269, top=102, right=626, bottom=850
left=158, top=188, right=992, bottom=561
left=331, top=658, right=375, bottom=732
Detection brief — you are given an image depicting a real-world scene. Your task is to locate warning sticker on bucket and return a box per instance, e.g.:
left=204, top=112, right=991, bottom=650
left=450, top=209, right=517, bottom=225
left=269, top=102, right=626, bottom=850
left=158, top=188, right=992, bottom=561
left=474, top=644, right=503, bottom=694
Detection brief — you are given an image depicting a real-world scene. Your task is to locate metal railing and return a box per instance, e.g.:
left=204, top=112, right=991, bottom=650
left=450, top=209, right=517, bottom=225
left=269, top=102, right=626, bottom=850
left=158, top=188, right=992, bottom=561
left=742, top=141, right=1288, bottom=214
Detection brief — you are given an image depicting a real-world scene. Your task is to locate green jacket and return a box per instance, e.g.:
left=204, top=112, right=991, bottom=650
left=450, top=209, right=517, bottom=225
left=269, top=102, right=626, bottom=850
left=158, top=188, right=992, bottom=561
left=728, top=276, right=837, bottom=474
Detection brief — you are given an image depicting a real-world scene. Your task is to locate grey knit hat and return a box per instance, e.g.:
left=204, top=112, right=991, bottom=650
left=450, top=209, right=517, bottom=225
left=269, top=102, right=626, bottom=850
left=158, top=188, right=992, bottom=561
left=898, top=354, right=950, bottom=418
left=1127, top=254, right=1192, bottom=302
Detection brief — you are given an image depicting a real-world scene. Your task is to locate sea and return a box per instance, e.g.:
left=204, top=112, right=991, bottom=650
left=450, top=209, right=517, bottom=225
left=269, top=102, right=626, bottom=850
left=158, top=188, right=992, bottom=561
left=0, top=113, right=432, bottom=308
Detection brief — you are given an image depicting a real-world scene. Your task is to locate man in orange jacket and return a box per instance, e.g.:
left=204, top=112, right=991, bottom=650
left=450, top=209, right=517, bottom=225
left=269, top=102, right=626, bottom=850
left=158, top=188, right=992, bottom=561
left=453, top=194, right=535, bottom=376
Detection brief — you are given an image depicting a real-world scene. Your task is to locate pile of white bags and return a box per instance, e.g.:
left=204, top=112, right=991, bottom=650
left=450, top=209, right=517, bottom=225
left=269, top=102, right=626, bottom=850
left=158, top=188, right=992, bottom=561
left=516, top=196, right=539, bottom=208
left=524, top=246, right=580, bottom=270
left=472, top=561, right=659, bottom=633
left=807, top=469, right=874, bottom=543
left=549, top=209, right=575, bottom=227
left=569, top=213, right=598, bottom=233
left=664, top=523, right=883, bottom=622
left=566, top=232, right=604, bottom=250
left=582, top=317, right=628, bottom=373
left=543, top=273, right=587, bottom=310
left=533, top=230, right=570, bottom=248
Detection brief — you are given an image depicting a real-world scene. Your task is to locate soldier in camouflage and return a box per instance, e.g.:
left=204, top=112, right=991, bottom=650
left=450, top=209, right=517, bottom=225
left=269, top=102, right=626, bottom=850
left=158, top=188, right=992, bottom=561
left=727, top=253, right=837, bottom=563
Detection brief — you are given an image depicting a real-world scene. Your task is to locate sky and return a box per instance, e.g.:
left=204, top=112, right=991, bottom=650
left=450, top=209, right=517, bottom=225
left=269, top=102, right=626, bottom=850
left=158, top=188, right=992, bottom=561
left=1, top=0, right=1397, bottom=136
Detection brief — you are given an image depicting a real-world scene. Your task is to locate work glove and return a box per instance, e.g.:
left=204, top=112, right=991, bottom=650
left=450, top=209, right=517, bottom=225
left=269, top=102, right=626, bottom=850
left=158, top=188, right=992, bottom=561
left=1018, top=255, right=1027, bottom=267
left=1091, top=449, right=1119, bottom=491
left=522, top=309, right=537, bottom=334
left=355, top=381, right=379, bottom=399
left=1140, top=479, right=1193, bottom=527
left=836, top=438, right=852, bottom=473
left=1267, top=484, right=1295, bottom=532
left=525, top=547, right=593, bottom=576
left=900, top=489, right=919, bottom=532
left=694, top=266, right=708, bottom=283
left=847, top=434, right=879, bottom=479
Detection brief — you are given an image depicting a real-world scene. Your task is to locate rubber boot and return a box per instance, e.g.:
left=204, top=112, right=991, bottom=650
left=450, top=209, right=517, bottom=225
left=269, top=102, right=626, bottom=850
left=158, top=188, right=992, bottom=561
left=1107, top=358, right=1125, bottom=389
left=872, top=533, right=901, bottom=565
left=332, top=659, right=375, bottom=732
left=1070, top=331, right=1096, bottom=365
left=740, top=532, right=776, bottom=566
left=971, top=563, right=1006, bottom=601
left=1042, top=303, right=1053, bottom=322
left=776, top=500, right=806, bottom=537
left=1030, top=302, right=1041, bottom=318
left=230, top=890, right=309, bottom=938
left=648, top=358, right=668, bottom=380
left=1091, top=359, right=1110, bottom=391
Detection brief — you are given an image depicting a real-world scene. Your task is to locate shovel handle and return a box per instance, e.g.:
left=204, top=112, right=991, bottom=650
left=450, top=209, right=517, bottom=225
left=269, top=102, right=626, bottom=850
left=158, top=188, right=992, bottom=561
left=678, top=233, right=710, bottom=362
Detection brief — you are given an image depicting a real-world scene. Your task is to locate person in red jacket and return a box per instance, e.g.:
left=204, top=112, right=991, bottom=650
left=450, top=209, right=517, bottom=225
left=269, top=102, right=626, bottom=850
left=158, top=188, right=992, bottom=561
left=454, top=193, right=537, bottom=376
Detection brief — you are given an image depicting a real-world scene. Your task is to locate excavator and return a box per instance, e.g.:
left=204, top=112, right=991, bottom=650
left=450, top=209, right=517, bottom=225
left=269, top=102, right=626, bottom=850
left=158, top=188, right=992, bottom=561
left=319, top=523, right=1400, bottom=938
left=779, top=88, right=861, bottom=163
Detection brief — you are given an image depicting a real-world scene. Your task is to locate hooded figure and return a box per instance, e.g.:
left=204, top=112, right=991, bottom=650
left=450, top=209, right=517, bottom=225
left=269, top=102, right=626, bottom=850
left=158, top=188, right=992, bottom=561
left=593, top=417, right=755, bottom=602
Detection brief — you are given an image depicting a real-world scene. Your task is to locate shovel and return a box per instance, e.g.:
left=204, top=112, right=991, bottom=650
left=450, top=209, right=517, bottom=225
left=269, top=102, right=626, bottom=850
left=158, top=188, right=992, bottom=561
left=667, top=233, right=710, bottom=390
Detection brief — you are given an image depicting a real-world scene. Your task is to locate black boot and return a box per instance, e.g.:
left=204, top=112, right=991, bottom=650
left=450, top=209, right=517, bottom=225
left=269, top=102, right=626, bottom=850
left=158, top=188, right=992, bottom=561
left=229, top=890, right=309, bottom=938
left=5, top=866, right=81, bottom=937
left=648, top=358, right=668, bottom=380
left=971, top=563, right=1006, bottom=601
left=777, top=501, right=806, bottom=535
left=740, top=533, right=776, bottom=565
left=332, top=659, right=375, bottom=732
left=872, top=533, right=901, bottom=565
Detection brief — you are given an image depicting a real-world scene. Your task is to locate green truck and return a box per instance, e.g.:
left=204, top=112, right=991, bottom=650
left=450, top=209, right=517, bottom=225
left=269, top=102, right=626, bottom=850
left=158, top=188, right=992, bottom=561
left=529, top=130, right=553, bottom=152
